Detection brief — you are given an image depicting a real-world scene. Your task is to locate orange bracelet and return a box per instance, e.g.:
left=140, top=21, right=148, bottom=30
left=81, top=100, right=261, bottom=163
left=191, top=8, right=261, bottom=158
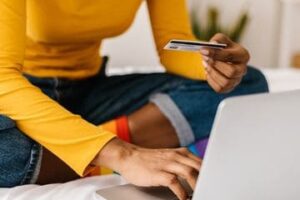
left=116, top=116, right=131, bottom=143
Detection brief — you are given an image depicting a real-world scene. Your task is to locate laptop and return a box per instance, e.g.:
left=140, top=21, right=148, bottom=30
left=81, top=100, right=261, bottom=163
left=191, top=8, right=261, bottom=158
left=97, top=90, right=300, bottom=200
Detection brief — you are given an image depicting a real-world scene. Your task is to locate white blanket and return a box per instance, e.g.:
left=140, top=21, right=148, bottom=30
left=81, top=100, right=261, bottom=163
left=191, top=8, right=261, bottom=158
left=1, top=68, right=300, bottom=200
left=0, top=175, right=127, bottom=200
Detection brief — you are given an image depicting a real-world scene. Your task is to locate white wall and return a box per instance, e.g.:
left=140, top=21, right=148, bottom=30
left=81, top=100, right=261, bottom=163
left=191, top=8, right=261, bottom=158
left=190, top=0, right=282, bottom=68
left=102, top=2, right=160, bottom=69
left=102, top=0, right=284, bottom=69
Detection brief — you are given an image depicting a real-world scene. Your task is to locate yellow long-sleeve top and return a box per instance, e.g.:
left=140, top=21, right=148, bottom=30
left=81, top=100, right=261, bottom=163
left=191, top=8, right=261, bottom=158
left=0, top=0, right=205, bottom=176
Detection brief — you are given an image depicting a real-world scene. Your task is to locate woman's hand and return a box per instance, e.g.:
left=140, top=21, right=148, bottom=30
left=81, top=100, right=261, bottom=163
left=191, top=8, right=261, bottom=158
left=200, top=33, right=250, bottom=93
left=93, top=138, right=201, bottom=200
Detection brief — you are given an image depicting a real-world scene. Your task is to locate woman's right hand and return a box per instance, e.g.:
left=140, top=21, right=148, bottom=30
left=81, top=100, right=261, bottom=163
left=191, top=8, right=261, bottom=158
left=92, top=138, right=202, bottom=200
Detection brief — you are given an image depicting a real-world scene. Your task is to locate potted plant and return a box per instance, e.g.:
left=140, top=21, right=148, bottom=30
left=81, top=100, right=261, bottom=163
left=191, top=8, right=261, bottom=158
left=192, top=6, right=249, bottom=42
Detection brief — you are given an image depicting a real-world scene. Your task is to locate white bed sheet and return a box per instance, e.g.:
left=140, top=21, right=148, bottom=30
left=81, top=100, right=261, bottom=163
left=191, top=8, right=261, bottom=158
left=263, top=68, right=300, bottom=92
left=1, top=68, right=300, bottom=200
left=0, top=175, right=127, bottom=200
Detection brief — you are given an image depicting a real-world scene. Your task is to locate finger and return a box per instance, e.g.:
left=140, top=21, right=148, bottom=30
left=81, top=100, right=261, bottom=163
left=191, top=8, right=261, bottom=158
left=176, top=149, right=202, bottom=170
left=206, top=68, right=236, bottom=93
left=164, top=150, right=201, bottom=172
left=206, top=61, right=233, bottom=88
left=178, top=148, right=202, bottom=163
left=164, top=162, right=198, bottom=190
left=159, top=172, right=188, bottom=200
left=210, top=33, right=234, bottom=47
left=207, top=59, right=243, bottom=92
left=200, top=48, right=248, bottom=64
left=206, top=72, right=223, bottom=93
left=176, top=154, right=201, bottom=172
left=207, top=66, right=237, bottom=93
left=200, top=33, right=250, bottom=63
left=213, top=61, right=246, bottom=79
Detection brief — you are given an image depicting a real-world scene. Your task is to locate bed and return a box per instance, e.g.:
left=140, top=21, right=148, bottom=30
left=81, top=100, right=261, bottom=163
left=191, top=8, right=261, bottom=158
left=1, top=68, right=300, bottom=200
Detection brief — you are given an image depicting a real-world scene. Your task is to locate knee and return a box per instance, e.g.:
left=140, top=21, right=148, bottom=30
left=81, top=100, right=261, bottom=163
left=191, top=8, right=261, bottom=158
left=243, top=66, right=269, bottom=93
left=246, top=66, right=266, bottom=80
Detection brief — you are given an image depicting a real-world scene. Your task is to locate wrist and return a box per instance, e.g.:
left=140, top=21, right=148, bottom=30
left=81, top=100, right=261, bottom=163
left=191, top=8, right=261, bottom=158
left=116, top=116, right=131, bottom=143
left=101, top=116, right=131, bottom=143
left=92, top=138, right=135, bottom=173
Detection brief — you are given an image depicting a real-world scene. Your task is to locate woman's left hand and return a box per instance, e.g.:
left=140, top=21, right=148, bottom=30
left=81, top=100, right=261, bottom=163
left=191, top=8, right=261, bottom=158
left=200, top=33, right=250, bottom=93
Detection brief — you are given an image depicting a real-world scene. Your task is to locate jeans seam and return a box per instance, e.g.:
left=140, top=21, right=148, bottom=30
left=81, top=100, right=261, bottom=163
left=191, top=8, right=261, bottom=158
left=20, top=143, right=42, bottom=185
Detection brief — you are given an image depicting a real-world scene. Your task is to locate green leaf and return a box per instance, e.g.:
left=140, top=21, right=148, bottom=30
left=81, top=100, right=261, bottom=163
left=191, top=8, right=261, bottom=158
left=229, top=12, right=249, bottom=42
left=191, top=6, right=249, bottom=42
left=207, top=6, right=219, bottom=40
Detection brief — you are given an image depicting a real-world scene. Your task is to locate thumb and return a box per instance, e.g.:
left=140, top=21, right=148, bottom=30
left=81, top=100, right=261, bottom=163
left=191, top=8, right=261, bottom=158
left=210, top=33, right=234, bottom=47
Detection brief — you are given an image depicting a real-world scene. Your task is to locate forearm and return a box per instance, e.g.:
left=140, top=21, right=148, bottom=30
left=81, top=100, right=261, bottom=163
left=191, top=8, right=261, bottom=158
left=160, top=50, right=207, bottom=81
left=0, top=0, right=118, bottom=177
left=0, top=68, right=116, bottom=176
left=147, top=0, right=207, bottom=81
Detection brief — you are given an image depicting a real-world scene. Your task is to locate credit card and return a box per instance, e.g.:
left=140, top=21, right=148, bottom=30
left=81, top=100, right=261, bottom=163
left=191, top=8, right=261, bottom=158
left=164, top=39, right=227, bottom=52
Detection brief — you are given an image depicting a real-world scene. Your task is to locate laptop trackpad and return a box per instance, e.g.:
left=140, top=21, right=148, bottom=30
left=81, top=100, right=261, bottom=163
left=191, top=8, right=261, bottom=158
left=96, top=184, right=178, bottom=200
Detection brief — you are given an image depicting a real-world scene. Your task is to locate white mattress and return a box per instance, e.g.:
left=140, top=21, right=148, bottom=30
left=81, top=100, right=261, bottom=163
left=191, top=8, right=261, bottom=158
left=1, top=68, right=300, bottom=200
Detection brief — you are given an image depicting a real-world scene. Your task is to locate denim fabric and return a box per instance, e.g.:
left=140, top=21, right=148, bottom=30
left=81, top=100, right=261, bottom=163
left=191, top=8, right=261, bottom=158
left=0, top=116, right=42, bottom=187
left=0, top=63, right=269, bottom=187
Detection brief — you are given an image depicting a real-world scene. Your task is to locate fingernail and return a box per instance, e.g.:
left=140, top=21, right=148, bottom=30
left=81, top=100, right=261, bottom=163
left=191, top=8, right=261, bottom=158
left=202, top=60, right=208, bottom=69
left=200, top=49, right=209, bottom=56
left=202, top=55, right=210, bottom=62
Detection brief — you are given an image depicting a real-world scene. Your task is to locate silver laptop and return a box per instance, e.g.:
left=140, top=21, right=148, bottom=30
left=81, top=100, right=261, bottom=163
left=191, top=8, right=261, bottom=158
left=97, top=90, right=300, bottom=200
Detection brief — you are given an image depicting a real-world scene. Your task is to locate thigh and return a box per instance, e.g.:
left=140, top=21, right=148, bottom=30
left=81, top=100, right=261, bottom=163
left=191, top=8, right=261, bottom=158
left=0, top=115, right=42, bottom=187
left=69, top=67, right=268, bottom=142
left=69, top=73, right=188, bottom=125
left=3, top=74, right=81, bottom=186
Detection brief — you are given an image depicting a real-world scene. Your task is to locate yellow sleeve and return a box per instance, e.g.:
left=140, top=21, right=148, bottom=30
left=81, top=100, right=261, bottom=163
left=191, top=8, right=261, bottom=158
left=0, top=0, right=115, bottom=176
left=147, top=0, right=206, bottom=81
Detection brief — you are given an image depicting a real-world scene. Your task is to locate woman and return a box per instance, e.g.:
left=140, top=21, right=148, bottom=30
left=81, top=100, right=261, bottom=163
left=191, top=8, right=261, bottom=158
left=0, top=0, right=268, bottom=199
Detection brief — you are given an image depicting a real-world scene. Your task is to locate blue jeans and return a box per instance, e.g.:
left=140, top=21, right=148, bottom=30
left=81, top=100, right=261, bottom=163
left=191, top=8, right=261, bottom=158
left=0, top=64, right=269, bottom=187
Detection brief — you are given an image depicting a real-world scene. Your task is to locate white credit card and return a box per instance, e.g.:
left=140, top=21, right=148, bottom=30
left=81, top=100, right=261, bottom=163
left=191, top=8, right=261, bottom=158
left=164, top=39, right=227, bottom=52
